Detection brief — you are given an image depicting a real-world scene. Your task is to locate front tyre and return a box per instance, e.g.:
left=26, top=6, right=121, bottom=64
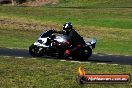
left=29, top=44, right=43, bottom=57
left=82, top=46, right=92, bottom=61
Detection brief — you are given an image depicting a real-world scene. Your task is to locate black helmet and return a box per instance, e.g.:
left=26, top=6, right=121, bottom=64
left=63, top=22, right=73, bottom=32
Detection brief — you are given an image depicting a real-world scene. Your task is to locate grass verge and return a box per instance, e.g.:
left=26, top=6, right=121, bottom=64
left=0, top=56, right=132, bottom=88
left=51, top=0, right=132, bottom=8
left=0, top=6, right=132, bottom=29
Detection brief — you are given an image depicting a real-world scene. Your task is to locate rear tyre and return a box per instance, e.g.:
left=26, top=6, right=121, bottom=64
left=29, top=44, right=43, bottom=57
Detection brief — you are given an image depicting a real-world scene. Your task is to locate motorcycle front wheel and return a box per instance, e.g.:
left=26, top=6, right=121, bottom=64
left=81, top=46, right=92, bottom=61
left=29, top=44, right=44, bottom=57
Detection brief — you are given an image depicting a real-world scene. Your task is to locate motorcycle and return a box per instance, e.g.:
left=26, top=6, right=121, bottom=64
left=29, top=30, right=96, bottom=61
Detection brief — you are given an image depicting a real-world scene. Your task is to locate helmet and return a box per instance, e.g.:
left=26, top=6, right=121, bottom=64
left=63, top=22, right=73, bottom=32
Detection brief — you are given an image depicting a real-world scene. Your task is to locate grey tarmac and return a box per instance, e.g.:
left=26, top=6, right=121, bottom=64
left=0, top=48, right=132, bottom=65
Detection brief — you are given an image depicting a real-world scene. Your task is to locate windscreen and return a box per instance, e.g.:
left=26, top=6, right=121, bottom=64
left=41, top=30, right=53, bottom=38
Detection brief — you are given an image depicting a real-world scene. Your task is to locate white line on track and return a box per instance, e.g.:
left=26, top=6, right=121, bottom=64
left=60, top=60, right=67, bottom=62
left=79, top=62, right=91, bottom=64
left=60, top=59, right=119, bottom=65
left=98, top=54, right=105, bottom=56
left=15, top=57, right=24, bottom=59
left=107, top=54, right=113, bottom=56
left=125, top=55, right=129, bottom=57
left=32, top=58, right=37, bottom=59
left=93, top=53, right=98, bottom=54
left=47, top=59, right=53, bottom=60
left=112, top=64, right=118, bottom=66
left=70, top=61, right=80, bottom=63
left=2, top=56, right=121, bottom=66
left=8, top=48, right=14, bottom=49
left=96, top=63, right=107, bottom=65
left=3, top=56, right=11, bottom=58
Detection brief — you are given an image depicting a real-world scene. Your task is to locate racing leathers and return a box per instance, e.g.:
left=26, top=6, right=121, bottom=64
left=57, top=29, right=86, bottom=58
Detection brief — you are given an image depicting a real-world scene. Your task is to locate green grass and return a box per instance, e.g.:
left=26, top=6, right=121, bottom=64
left=0, top=56, right=132, bottom=88
left=0, top=2, right=132, bottom=88
left=0, top=28, right=41, bottom=48
left=47, top=0, right=132, bottom=8
left=0, top=6, right=132, bottom=29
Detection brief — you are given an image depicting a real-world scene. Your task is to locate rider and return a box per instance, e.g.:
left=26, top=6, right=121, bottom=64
left=53, top=22, right=85, bottom=59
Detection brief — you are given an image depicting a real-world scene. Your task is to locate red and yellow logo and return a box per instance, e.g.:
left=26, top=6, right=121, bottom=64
left=77, top=66, right=130, bottom=84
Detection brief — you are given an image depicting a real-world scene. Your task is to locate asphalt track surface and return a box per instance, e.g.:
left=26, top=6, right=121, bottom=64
left=0, top=48, right=132, bottom=65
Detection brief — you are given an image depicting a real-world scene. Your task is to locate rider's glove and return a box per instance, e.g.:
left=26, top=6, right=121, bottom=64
left=52, top=29, right=58, bottom=33
left=65, top=50, right=70, bottom=55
